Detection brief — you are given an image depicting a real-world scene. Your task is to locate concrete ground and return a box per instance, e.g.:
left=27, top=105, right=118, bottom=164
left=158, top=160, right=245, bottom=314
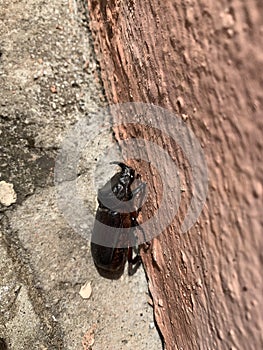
left=0, top=0, right=162, bottom=349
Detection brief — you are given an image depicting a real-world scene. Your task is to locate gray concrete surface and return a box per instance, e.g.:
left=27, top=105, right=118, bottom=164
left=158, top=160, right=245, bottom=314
left=0, top=0, right=162, bottom=349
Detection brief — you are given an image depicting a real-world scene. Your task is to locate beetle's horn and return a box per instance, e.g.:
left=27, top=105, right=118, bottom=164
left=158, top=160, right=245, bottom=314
left=110, top=161, right=128, bottom=171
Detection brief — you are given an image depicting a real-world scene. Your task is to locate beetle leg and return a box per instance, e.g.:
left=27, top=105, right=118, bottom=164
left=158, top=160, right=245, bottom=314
left=128, top=246, right=141, bottom=275
left=132, top=182, right=146, bottom=200
left=133, top=244, right=139, bottom=255
left=132, top=216, right=149, bottom=242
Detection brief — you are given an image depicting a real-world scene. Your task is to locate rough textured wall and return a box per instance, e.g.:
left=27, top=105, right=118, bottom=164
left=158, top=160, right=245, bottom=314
left=0, top=1, right=161, bottom=349
left=88, top=1, right=263, bottom=349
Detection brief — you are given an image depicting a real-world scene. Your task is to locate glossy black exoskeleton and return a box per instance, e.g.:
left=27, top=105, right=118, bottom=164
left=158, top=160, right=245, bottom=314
left=91, top=162, right=146, bottom=279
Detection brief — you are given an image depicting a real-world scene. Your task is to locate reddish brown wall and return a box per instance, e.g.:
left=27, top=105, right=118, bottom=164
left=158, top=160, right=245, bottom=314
left=88, top=1, right=263, bottom=349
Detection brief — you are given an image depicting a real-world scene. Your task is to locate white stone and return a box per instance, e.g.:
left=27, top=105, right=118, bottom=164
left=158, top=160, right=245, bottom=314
left=0, top=181, right=17, bottom=206
left=79, top=281, right=92, bottom=299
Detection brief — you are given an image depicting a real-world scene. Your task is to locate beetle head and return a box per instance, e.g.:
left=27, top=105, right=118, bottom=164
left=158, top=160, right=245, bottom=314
left=110, top=162, right=135, bottom=185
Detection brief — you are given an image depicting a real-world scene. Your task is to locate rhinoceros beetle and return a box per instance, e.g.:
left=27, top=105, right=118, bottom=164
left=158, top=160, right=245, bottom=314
left=91, top=162, right=146, bottom=279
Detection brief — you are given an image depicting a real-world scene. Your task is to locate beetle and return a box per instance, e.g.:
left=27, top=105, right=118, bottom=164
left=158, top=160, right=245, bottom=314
left=91, top=162, right=146, bottom=279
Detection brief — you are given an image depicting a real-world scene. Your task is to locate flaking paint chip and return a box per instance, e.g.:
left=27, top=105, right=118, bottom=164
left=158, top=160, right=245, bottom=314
left=158, top=298, right=164, bottom=307
left=79, top=281, right=92, bottom=299
left=0, top=181, right=17, bottom=206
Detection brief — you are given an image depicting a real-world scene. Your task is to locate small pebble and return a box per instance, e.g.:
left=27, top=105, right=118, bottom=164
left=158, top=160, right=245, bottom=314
left=149, top=322, right=155, bottom=329
left=79, top=281, right=92, bottom=299
left=0, top=181, right=17, bottom=206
